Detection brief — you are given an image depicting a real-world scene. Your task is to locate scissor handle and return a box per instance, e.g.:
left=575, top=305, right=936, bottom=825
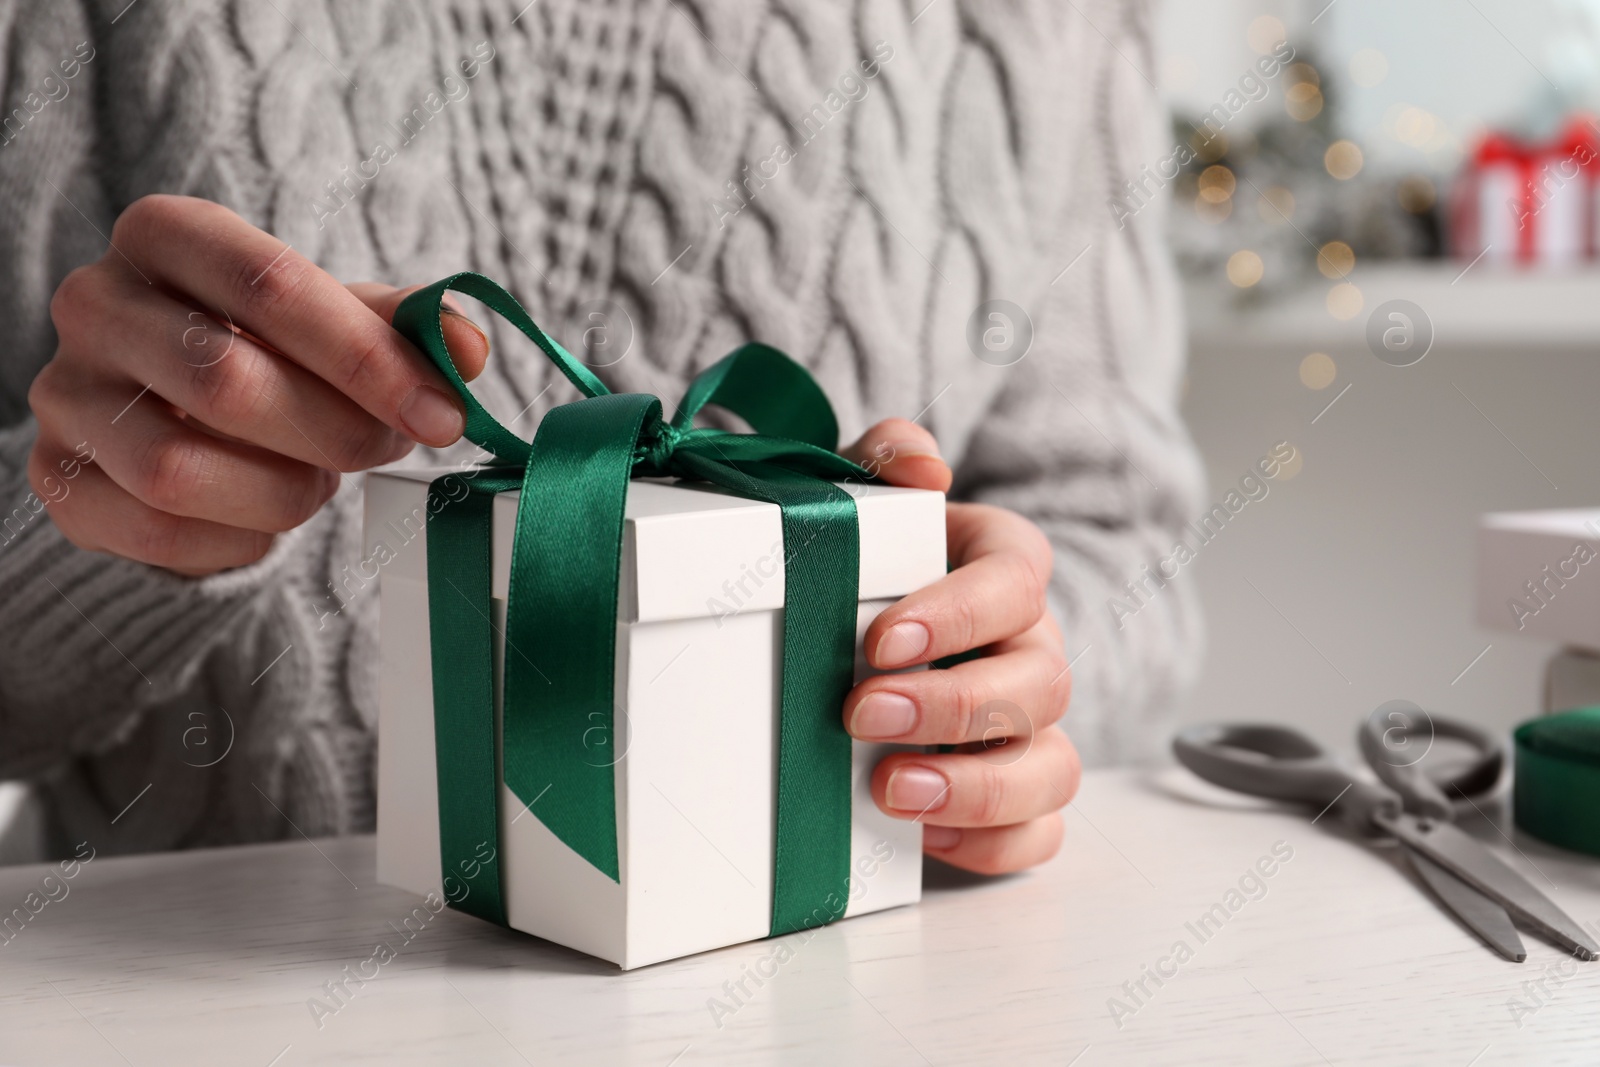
left=1357, top=707, right=1503, bottom=821
left=1173, top=723, right=1401, bottom=835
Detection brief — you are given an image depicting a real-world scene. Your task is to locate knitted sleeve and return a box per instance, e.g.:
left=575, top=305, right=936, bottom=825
left=947, top=0, right=1206, bottom=765
left=0, top=2, right=315, bottom=789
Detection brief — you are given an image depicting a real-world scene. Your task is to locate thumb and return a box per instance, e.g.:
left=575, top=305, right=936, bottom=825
left=347, top=282, right=492, bottom=384
left=840, top=417, right=953, bottom=493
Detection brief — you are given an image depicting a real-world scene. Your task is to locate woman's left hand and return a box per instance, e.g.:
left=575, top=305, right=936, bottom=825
left=841, top=419, right=1080, bottom=875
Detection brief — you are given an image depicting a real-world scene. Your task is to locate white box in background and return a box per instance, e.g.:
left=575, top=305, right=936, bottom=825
left=365, top=467, right=946, bottom=968
left=1477, top=509, right=1600, bottom=650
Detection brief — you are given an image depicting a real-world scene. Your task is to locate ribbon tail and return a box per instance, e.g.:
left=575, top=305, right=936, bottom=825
left=501, top=393, right=664, bottom=883
left=675, top=454, right=859, bottom=936
left=426, top=473, right=518, bottom=925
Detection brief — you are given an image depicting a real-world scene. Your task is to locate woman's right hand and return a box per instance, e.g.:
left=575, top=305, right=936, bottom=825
left=28, top=194, right=489, bottom=576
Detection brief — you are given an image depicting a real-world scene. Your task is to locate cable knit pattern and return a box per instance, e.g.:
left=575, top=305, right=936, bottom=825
left=0, top=0, right=1201, bottom=861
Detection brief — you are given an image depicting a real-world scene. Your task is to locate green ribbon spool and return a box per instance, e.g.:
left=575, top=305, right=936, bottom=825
left=1514, top=706, right=1600, bottom=857
left=392, top=272, right=875, bottom=937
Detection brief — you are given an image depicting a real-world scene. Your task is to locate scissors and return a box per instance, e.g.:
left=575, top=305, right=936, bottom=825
left=1173, top=708, right=1599, bottom=963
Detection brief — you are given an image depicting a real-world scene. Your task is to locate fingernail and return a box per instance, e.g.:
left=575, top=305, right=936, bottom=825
left=875, top=621, right=930, bottom=668
left=884, top=439, right=942, bottom=460
left=441, top=307, right=490, bottom=353
left=850, top=691, right=918, bottom=739
left=886, top=766, right=949, bottom=813
left=865, top=440, right=942, bottom=472
left=922, top=825, right=962, bottom=850
left=399, top=385, right=465, bottom=446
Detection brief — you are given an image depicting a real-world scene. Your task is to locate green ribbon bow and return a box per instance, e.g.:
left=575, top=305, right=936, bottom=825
left=392, top=272, right=873, bottom=937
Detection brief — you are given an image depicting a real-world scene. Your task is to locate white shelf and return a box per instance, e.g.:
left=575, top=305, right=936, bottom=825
left=1186, top=262, right=1600, bottom=353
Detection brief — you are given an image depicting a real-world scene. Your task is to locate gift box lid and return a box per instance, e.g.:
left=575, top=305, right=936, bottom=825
left=364, top=466, right=947, bottom=624
left=1477, top=508, right=1600, bottom=648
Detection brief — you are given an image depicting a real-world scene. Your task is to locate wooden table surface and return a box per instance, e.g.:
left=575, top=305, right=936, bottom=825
left=4, top=768, right=1599, bottom=1066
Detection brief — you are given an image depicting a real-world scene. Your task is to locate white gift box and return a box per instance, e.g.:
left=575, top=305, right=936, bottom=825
left=1476, top=508, right=1600, bottom=650
left=1453, top=122, right=1600, bottom=268
left=365, top=466, right=946, bottom=968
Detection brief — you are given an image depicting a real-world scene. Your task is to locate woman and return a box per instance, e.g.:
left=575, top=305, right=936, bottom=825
left=0, top=0, right=1200, bottom=874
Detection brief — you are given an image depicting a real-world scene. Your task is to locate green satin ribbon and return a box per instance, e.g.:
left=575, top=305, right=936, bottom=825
left=1514, top=707, right=1600, bottom=857
left=393, top=272, right=873, bottom=936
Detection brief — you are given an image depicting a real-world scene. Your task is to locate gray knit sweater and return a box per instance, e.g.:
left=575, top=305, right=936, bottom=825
left=0, top=0, right=1202, bottom=860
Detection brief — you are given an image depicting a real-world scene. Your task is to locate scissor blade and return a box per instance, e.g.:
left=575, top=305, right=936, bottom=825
left=1381, top=813, right=1600, bottom=961
left=1403, top=845, right=1525, bottom=961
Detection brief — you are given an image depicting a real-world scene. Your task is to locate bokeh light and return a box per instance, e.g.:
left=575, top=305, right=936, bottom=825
left=1247, top=15, right=1287, bottom=55
left=1227, top=250, right=1265, bottom=287
left=1300, top=353, right=1337, bottom=390
left=1287, top=63, right=1320, bottom=86
left=1286, top=82, right=1324, bottom=121
left=1198, top=165, right=1237, bottom=203
left=1325, top=140, right=1364, bottom=180
left=1394, top=107, right=1439, bottom=148
left=1317, top=241, right=1356, bottom=279
left=1326, top=282, right=1364, bottom=320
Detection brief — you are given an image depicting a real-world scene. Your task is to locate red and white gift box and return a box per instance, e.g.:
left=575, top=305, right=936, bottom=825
left=1453, top=118, right=1600, bottom=267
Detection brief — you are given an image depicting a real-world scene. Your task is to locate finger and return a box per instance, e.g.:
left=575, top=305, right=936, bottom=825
left=839, top=417, right=952, bottom=492
left=865, top=502, right=1053, bottom=669
left=32, top=439, right=274, bottom=575
left=112, top=195, right=467, bottom=446
left=923, top=814, right=1064, bottom=875
left=870, top=724, right=1081, bottom=828
left=346, top=282, right=491, bottom=383
left=845, top=621, right=1071, bottom=744
left=34, top=366, right=340, bottom=533
left=50, top=267, right=411, bottom=472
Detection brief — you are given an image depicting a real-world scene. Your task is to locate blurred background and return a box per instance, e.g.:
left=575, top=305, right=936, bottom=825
left=1159, top=0, right=1600, bottom=750
left=6, top=2, right=1595, bottom=856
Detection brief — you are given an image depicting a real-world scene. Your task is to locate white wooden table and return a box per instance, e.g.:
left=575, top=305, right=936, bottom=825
left=4, top=768, right=1599, bottom=1066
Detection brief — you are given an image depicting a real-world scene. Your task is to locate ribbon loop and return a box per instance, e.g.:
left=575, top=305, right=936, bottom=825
left=673, top=343, right=841, bottom=451
left=392, top=273, right=612, bottom=465
left=396, top=273, right=874, bottom=937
